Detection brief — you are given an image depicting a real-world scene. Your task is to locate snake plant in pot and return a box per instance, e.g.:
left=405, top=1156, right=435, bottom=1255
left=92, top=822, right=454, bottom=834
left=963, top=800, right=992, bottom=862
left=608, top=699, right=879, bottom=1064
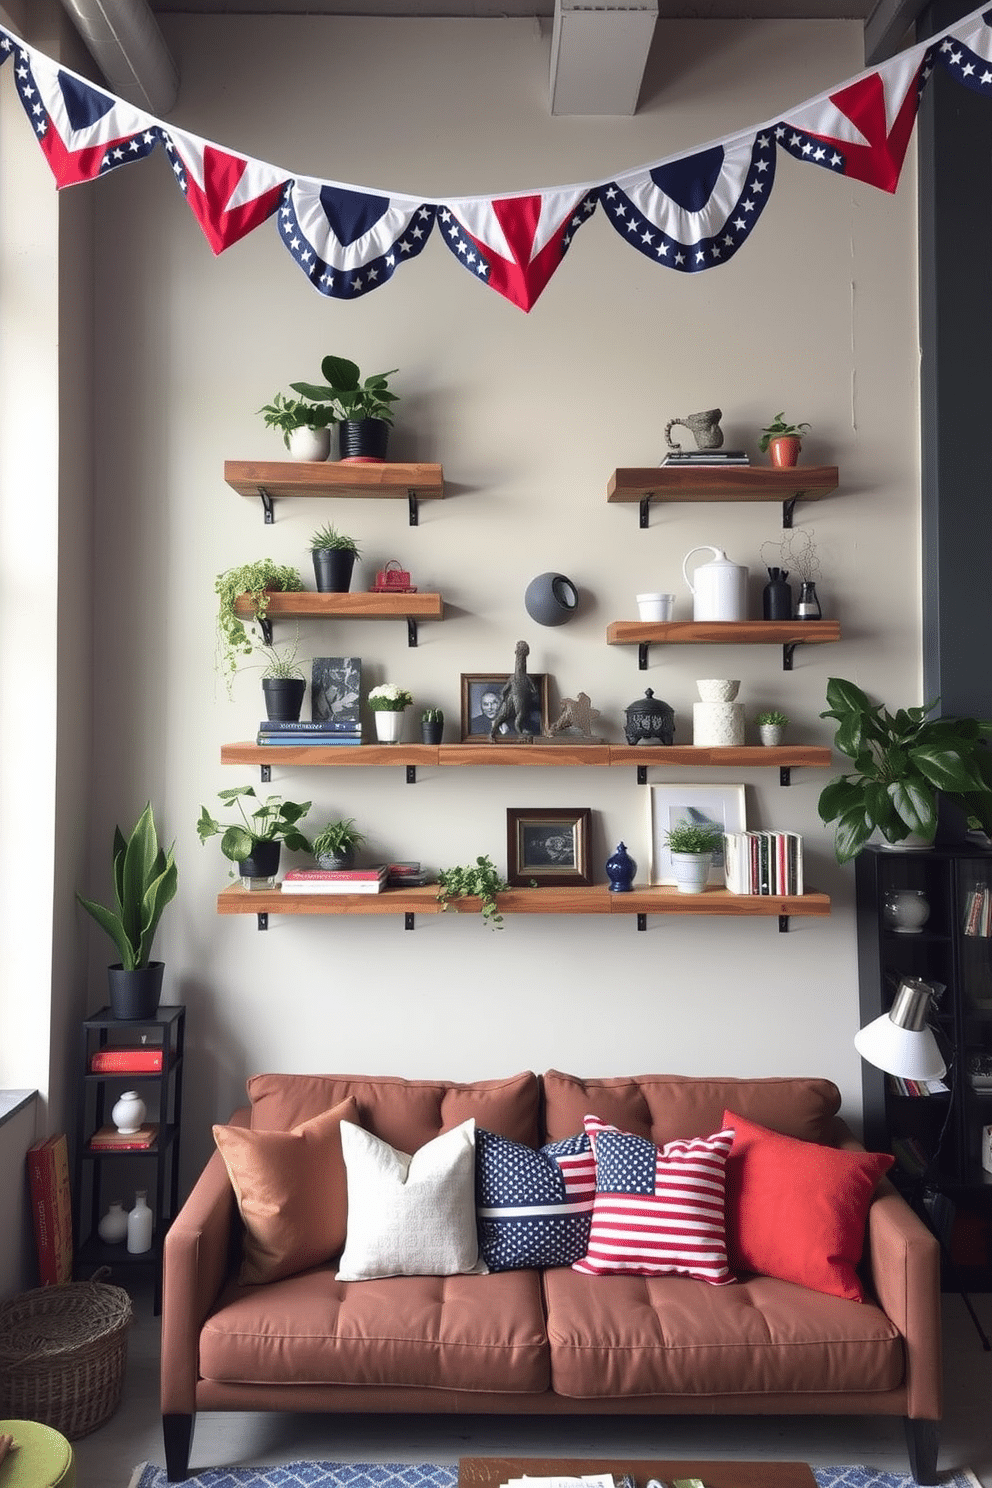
left=817, top=676, right=992, bottom=863
left=77, top=802, right=179, bottom=1020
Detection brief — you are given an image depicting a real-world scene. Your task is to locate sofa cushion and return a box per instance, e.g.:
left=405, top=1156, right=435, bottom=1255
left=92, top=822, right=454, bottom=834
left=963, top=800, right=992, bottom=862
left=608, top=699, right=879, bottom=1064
left=543, top=1264, right=903, bottom=1398
left=337, top=1118, right=485, bottom=1281
left=212, top=1096, right=358, bottom=1285
left=722, top=1108, right=895, bottom=1302
left=573, top=1117, right=735, bottom=1285
left=200, top=1266, right=550, bottom=1393
left=476, top=1128, right=595, bottom=1270
left=542, top=1071, right=841, bottom=1146
left=248, top=1070, right=539, bottom=1150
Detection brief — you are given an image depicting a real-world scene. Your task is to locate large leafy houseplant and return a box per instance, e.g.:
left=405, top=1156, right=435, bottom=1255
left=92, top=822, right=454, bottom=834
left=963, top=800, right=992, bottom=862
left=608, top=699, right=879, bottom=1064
left=197, top=787, right=312, bottom=865
left=291, top=355, right=399, bottom=424
left=817, top=676, right=992, bottom=863
left=77, top=802, right=178, bottom=969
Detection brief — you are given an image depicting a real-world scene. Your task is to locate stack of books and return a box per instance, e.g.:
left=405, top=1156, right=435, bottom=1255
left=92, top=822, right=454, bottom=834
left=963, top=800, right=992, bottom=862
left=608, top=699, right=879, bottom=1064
left=963, top=883, right=991, bottom=936
left=89, top=1046, right=164, bottom=1074
left=89, top=1122, right=159, bottom=1150
left=386, top=861, right=432, bottom=888
left=282, top=866, right=388, bottom=895
left=256, top=720, right=362, bottom=746
left=660, top=448, right=750, bottom=467
left=723, top=830, right=804, bottom=895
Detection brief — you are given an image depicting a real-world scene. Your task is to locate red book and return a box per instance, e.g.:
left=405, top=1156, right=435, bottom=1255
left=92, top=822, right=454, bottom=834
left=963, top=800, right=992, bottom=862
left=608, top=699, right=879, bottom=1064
left=88, top=1122, right=158, bottom=1150
left=27, top=1135, right=73, bottom=1286
left=283, top=867, right=386, bottom=882
left=89, top=1047, right=164, bottom=1073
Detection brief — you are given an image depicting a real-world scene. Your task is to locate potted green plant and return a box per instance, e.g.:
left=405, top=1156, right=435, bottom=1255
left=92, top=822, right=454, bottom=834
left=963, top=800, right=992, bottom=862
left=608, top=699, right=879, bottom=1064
left=309, top=522, right=361, bottom=593
left=368, top=683, right=413, bottom=744
left=215, top=559, right=304, bottom=696
left=258, top=392, right=334, bottom=461
left=421, top=707, right=444, bottom=745
left=197, top=786, right=312, bottom=883
left=665, top=819, right=724, bottom=895
left=260, top=640, right=307, bottom=723
left=756, top=709, right=789, bottom=746
left=291, top=354, right=398, bottom=463
left=311, top=817, right=366, bottom=871
left=759, top=412, right=811, bottom=469
left=817, top=676, right=992, bottom=862
left=436, top=854, right=507, bottom=929
left=77, top=802, right=178, bottom=1020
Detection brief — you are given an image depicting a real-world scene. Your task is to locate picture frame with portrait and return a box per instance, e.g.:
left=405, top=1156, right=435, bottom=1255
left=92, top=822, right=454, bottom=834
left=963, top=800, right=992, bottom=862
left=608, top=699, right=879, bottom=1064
left=648, top=783, right=747, bottom=886
left=460, top=672, right=550, bottom=742
left=506, top=807, right=591, bottom=886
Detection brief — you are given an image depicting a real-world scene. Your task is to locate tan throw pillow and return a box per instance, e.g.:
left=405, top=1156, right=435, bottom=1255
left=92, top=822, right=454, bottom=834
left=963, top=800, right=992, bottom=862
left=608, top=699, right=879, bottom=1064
left=336, top=1117, right=486, bottom=1281
left=213, top=1095, right=358, bottom=1285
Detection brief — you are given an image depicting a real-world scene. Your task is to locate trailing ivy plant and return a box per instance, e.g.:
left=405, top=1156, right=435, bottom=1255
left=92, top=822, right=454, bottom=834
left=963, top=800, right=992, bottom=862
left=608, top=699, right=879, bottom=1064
left=436, top=854, right=508, bottom=929
left=215, top=559, right=304, bottom=694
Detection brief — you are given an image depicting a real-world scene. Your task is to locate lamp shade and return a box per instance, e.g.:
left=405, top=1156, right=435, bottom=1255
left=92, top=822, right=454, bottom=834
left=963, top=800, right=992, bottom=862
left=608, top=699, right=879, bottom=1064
left=854, top=977, right=947, bottom=1080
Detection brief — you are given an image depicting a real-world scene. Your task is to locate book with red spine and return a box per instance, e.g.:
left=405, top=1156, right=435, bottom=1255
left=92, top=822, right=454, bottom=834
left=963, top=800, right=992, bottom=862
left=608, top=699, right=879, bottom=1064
left=88, top=1122, right=159, bottom=1150
left=27, top=1134, right=73, bottom=1285
left=282, top=867, right=387, bottom=882
left=89, top=1046, right=164, bottom=1073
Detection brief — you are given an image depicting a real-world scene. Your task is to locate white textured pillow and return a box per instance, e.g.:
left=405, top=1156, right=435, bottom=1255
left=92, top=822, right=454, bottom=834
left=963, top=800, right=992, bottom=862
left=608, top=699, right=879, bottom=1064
left=336, top=1117, right=487, bottom=1281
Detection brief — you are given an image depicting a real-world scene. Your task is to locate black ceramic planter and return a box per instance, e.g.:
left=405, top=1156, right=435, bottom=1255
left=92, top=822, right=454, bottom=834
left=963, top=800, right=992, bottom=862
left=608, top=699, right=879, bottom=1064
left=239, top=841, right=281, bottom=880
left=262, top=676, right=306, bottom=721
left=108, top=961, right=164, bottom=1020
left=421, top=722, right=444, bottom=744
left=312, top=549, right=357, bottom=593
left=338, top=418, right=389, bottom=463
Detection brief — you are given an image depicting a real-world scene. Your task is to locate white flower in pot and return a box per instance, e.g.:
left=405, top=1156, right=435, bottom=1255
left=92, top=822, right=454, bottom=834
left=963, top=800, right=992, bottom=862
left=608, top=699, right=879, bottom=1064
left=368, top=683, right=413, bottom=744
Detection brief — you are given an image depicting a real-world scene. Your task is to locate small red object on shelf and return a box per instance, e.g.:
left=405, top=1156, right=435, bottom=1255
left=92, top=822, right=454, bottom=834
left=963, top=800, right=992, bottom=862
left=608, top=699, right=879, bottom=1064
left=372, top=559, right=415, bottom=592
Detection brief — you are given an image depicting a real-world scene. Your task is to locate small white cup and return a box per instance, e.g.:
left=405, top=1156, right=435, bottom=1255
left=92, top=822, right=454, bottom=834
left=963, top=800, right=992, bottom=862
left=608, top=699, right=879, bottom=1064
left=696, top=677, right=740, bottom=702
left=636, top=592, right=674, bottom=621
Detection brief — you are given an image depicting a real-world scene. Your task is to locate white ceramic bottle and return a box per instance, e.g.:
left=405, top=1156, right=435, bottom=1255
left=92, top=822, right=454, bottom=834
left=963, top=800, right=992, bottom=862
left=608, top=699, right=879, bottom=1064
left=127, top=1190, right=154, bottom=1253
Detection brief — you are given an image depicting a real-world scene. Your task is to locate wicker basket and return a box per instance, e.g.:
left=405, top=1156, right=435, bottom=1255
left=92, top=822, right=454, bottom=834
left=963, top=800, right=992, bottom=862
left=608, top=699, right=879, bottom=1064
left=0, top=1275, right=132, bottom=1439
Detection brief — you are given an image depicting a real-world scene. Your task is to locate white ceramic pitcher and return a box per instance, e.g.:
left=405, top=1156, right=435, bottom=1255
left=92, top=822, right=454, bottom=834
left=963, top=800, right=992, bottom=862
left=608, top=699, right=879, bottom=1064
left=682, top=545, right=749, bottom=621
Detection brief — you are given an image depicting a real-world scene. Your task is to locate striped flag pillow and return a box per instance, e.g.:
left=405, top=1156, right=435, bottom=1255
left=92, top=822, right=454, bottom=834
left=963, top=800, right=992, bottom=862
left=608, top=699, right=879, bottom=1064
left=475, top=1128, right=596, bottom=1270
left=572, top=1114, right=736, bottom=1285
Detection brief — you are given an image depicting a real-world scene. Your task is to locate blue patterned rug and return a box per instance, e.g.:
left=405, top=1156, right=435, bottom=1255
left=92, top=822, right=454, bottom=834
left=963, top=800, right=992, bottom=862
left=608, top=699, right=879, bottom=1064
left=126, top=1461, right=982, bottom=1488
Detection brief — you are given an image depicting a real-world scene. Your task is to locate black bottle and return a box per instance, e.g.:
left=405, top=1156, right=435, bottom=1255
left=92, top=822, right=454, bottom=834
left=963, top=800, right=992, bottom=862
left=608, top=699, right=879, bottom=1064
left=763, top=567, right=792, bottom=620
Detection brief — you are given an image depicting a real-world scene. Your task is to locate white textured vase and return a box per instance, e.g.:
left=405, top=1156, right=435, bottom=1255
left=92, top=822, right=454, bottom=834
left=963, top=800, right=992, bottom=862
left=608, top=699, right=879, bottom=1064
left=111, top=1089, right=146, bottom=1134
left=693, top=701, right=745, bottom=746
left=759, top=723, right=785, bottom=746
left=374, top=710, right=405, bottom=744
left=287, top=426, right=330, bottom=461
left=98, top=1201, right=128, bottom=1244
left=671, top=852, right=713, bottom=894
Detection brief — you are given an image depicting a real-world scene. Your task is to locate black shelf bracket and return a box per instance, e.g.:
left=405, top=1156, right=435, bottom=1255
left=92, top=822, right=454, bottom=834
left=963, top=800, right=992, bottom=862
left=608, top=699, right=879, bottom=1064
left=638, top=642, right=649, bottom=671
left=782, top=494, right=802, bottom=528
left=639, top=495, right=654, bottom=529
left=258, top=487, right=275, bottom=524
left=407, top=618, right=418, bottom=648
left=257, top=913, right=269, bottom=931
left=406, top=765, right=416, bottom=784
left=780, top=766, right=791, bottom=787
left=408, top=492, right=419, bottom=526
left=637, top=913, right=647, bottom=931
left=258, top=616, right=274, bottom=647
left=637, top=764, right=648, bottom=785
left=260, top=764, right=271, bottom=784
left=779, top=915, right=789, bottom=932
left=405, top=912, right=415, bottom=930
left=783, top=642, right=797, bottom=671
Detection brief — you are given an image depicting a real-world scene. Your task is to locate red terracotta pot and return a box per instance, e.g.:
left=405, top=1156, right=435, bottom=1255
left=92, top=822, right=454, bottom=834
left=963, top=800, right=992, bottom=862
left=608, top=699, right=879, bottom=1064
left=769, top=436, right=801, bottom=468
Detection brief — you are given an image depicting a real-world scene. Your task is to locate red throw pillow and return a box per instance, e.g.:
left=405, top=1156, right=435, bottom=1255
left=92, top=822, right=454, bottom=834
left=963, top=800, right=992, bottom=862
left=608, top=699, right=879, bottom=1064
left=722, top=1108, right=893, bottom=1301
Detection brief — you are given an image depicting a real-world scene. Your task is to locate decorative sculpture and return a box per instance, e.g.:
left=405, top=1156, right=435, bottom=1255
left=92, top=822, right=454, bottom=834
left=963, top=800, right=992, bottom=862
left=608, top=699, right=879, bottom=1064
left=546, top=691, right=604, bottom=742
left=490, top=640, right=540, bottom=739
left=664, top=408, right=724, bottom=451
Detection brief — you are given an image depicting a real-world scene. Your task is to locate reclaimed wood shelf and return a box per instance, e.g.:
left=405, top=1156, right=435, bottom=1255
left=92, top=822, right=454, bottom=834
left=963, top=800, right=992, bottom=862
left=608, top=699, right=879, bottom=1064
left=606, top=618, right=841, bottom=670
left=225, top=460, right=444, bottom=525
left=607, top=465, right=838, bottom=529
left=217, top=881, right=830, bottom=932
left=232, top=589, right=443, bottom=648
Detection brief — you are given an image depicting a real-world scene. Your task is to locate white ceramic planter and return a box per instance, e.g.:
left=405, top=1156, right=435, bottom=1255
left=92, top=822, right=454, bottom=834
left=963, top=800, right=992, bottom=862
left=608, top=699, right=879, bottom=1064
left=759, top=723, right=785, bottom=746
left=374, top=710, right=405, bottom=744
left=287, top=426, right=331, bottom=461
left=671, top=851, right=713, bottom=894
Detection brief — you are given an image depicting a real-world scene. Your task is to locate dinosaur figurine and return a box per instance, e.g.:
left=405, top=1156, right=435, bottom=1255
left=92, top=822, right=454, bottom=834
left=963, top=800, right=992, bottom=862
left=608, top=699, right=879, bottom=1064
left=490, top=640, right=540, bottom=739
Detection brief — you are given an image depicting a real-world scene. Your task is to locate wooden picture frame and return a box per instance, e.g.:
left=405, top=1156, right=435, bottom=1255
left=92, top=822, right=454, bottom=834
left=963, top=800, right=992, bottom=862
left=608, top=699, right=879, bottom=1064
left=506, top=807, right=591, bottom=886
left=460, top=673, right=550, bottom=742
left=649, top=783, right=747, bottom=886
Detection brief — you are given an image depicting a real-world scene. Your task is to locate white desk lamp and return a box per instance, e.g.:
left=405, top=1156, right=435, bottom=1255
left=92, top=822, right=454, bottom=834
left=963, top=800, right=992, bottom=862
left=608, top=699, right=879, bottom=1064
left=854, top=976, right=947, bottom=1080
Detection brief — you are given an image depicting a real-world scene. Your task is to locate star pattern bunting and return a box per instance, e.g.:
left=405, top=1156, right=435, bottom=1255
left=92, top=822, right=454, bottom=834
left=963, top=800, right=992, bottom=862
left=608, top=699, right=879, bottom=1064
left=4, top=4, right=992, bottom=309
left=600, top=131, right=775, bottom=273
left=475, top=1128, right=595, bottom=1270
left=279, top=178, right=435, bottom=299
left=3, top=29, right=160, bottom=188
left=437, top=188, right=598, bottom=311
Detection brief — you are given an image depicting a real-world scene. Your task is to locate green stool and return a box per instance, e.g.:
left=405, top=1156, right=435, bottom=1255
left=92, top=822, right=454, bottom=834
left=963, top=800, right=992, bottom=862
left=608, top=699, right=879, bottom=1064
left=0, top=1421, right=75, bottom=1488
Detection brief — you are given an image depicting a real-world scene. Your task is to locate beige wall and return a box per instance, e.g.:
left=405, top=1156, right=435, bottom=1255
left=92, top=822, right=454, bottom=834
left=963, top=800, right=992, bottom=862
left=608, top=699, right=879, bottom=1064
left=70, top=13, right=921, bottom=1184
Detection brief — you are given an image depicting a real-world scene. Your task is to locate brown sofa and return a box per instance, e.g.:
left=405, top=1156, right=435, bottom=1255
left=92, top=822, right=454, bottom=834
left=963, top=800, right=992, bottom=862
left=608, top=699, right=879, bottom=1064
left=160, top=1070, right=942, bottom=1484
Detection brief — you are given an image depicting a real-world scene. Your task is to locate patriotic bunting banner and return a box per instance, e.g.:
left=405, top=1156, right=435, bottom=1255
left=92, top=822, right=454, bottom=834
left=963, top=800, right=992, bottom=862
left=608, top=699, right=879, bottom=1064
left=2, top=4, right=992, bottom=311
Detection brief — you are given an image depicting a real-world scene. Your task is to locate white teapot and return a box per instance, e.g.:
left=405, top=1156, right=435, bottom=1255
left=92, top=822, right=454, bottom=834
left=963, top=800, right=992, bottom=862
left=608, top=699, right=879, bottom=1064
left=682, top=545, right=749, bottom=622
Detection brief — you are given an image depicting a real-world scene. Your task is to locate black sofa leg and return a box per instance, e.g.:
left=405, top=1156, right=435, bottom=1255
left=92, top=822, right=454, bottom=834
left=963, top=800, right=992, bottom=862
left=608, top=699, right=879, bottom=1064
left=904, top=1418, right=939, bottom=1485
left=163, top=1413, right=194, bottom=1482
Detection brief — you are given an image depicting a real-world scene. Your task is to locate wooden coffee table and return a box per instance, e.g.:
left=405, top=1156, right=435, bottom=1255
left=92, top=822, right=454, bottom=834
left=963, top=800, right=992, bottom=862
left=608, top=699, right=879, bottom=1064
left=459, top=1459, right=817, bottom=1488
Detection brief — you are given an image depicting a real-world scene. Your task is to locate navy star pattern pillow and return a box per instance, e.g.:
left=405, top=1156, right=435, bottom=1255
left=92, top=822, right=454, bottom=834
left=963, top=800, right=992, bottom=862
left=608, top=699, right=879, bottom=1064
left=475, top=1127, right=595, bottom=1270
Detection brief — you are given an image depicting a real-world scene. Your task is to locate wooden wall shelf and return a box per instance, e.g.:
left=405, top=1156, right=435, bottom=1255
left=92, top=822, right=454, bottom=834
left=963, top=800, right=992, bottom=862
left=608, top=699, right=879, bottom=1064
left=607, top=466, right=838, bottom=529
left=225, top=460, right=444, bottom=525
left=232, top=589, right=443, bottom=648
left=606, top=618, right=841, bottom=671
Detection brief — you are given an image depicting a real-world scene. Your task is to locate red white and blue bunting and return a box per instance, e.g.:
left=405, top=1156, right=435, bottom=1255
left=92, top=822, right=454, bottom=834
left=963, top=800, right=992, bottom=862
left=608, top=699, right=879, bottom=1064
left=2, top=6, right=992, bottom=313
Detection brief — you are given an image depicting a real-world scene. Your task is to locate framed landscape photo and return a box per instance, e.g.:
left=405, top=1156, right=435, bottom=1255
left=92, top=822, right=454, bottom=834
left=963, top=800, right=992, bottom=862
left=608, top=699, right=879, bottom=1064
left=460, top=673, right=549, bottom=742
left=649, top=783, right=746, bottom=886
left=506, top=807, right=591, bottom=887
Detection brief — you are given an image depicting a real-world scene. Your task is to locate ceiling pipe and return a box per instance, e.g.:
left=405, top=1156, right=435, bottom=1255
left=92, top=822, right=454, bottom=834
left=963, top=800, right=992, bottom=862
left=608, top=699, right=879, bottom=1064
left=58, top=0, right=179, bottom=115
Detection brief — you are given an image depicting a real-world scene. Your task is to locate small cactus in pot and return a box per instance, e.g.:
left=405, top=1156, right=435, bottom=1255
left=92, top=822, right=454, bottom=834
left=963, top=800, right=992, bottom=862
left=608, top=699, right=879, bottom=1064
left=421, top=708, right=444, bottom=744
left=756, top=709, right=789, bottom=746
